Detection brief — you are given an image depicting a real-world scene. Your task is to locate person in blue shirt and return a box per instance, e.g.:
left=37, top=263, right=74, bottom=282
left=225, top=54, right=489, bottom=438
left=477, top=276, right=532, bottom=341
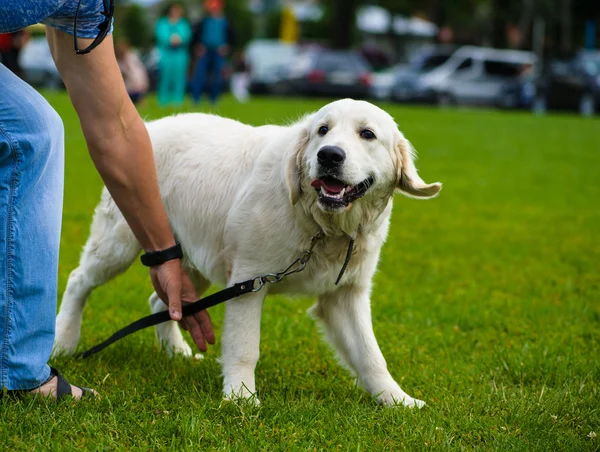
left=0, top=0, right=214, bottom=400
left=154, top=2, right=192, bottom=106
left=190, top=0, right=235, bottom=105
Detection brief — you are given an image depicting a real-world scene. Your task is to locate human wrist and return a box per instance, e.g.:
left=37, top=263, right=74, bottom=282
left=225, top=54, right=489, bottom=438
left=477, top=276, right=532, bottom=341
left=141, top=242, right=183, bottom=267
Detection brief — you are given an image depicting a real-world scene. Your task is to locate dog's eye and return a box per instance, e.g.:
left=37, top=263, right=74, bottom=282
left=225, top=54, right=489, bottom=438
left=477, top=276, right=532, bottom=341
left=360, top=129, right=376, bottom=140
left=318, top=125, right=329, bottom=136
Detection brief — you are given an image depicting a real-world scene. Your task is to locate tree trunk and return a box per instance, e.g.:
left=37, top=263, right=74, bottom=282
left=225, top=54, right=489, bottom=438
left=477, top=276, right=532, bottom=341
left=517, top=0, right=535, bottom=48
left=490, top=0, right=506, bottom=47
left=329, top=0, right=359, bottom=49
left=560, top=0, right=572, bottom=53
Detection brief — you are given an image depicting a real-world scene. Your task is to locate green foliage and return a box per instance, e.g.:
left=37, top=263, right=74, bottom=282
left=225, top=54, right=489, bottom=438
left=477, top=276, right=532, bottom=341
left=119, top=4, right=152, bottom=49
left=1, top=93, right=598, bottom=450
left=224, top=1, right=256, bottom=50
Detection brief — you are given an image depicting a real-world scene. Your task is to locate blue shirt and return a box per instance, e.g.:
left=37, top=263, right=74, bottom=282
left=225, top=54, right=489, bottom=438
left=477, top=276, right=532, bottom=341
left=0, top=0, right=113, bottom=39
left=200, top=17, right=227, bottom=50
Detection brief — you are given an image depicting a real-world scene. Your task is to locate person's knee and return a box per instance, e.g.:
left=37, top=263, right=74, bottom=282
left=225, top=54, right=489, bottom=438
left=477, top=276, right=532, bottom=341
left=19, top=96, right=64, bottom=159
left=37, top=100, right=64, bottom=151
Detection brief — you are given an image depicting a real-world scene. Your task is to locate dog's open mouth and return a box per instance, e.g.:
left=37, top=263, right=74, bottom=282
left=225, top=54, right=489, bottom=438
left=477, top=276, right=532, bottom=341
left=311, top=176, right=375, bottom=209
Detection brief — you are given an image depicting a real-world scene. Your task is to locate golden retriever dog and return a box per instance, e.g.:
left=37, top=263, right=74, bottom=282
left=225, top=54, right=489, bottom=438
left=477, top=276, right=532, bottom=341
left=53, top=99, right=441, bottom=408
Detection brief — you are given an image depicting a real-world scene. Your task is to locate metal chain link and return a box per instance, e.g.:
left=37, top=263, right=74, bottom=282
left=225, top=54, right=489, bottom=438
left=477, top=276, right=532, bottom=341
left=252, top=231, right=324, bottom=292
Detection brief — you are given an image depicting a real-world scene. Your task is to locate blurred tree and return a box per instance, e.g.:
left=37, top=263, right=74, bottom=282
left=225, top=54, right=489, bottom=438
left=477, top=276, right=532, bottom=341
left=373, top=0, right=599, bottom=51
left=329, top=0, right=360, bottom=49
left=120, top=4, right=152, bottom=48
left=224, top=1, right=254, bottom=51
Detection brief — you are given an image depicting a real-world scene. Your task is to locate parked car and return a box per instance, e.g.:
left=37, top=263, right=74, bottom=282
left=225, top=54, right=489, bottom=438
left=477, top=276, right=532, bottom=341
left=274, top=49, right=372, bottom=98
left=416, top=46, right=537, bottom=107
left=370, top=63, right=403, bottom=100
left=496, top=72, right=536, bottom=109
left=19, top=36, right=63, bottom=89
left=244, top=39, right=299, bottom=94
left=389, top=45, right=457, bottom=103
left=533, top=51, right=600, bottom=116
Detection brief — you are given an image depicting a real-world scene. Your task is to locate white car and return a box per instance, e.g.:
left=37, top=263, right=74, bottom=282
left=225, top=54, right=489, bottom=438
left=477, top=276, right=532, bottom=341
left=418, top=46, right=537, bottom=106
left=370, top=64, right=403, bottom=100
left=19, top=37, right=63, bottom=89
left=245, top=39, right=299, bottom=94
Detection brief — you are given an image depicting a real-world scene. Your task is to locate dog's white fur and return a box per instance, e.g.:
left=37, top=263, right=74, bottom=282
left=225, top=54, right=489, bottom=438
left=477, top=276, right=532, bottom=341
left=53, top=99, right=441, bottom=408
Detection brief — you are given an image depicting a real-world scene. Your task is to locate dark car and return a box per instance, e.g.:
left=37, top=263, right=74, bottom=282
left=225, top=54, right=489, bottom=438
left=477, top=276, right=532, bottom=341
left=275, top=49, right=372, bottom=98
left=533, top=51, right=600, bottom=116
left=390, top=45, right=456, bottom=103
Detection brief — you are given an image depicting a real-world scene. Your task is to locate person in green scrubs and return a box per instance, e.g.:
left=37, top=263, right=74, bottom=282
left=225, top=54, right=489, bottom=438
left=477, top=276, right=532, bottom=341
left=154, top=2, right=191, bottom=106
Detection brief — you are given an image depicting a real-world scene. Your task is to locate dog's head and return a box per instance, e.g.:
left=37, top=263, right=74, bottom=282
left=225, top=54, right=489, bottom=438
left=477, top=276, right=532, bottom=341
left=286, top=99, right=441, bottom=216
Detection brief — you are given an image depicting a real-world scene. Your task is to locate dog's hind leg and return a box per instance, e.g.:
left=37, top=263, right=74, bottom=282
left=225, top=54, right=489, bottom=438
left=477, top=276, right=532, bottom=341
left=149, top=271, right=211, bottom=358
left=53, top=193, right=141, bottom=356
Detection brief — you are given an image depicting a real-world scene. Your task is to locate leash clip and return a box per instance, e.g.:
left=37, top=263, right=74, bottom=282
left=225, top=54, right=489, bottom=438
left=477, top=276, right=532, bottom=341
left=252, top=231, right=324, bottom=290
left=251, top=277, right=264, bottom=292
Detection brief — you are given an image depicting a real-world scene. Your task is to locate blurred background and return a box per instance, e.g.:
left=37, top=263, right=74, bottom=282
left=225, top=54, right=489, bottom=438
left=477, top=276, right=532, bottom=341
left=2, top=0, right=599, bottom=116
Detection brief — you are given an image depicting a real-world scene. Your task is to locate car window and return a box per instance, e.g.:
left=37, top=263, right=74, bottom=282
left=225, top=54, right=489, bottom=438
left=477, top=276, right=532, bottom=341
left=420, top=54, right=451, bottom=71
left=549, top=60, right=575, bottom=76
left=247, top=44, right=297, bottom=70
left=316, top=54, right=359, bottom=72
left=455, top=57, right=473, bottom=71
left=483, top=60, right=521, bottom=77
left=580, top=59, right=600, bottom=76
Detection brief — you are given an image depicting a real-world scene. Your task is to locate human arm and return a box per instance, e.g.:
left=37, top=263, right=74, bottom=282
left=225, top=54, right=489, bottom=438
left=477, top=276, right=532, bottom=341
left=154, top=18, right=172, bottom=49
left=218, top=19, right=235, bottom=56
left=178, top=20, right=192, bottom=47
left=191, top=19, right=205, bottom=57
left=46, top=29, right=214, bottom=351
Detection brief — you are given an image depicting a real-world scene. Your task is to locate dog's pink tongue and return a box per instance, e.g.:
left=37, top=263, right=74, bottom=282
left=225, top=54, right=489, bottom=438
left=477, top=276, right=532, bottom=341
left=311, top=178, right=345, bottom=194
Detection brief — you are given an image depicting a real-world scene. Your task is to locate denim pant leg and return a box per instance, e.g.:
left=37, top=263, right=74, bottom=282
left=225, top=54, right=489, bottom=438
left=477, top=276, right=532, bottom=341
left=0, top=63, right=64, bottom=390
left=210, top=51, right=225, bottom=104
left=190, top=53, right=210, bottom=103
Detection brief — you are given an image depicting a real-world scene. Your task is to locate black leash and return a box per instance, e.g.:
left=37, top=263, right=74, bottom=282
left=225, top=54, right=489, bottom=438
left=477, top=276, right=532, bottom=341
left=335, top=239, right=354, bottom=285
left=78, top=279, right=256, bottom=359
left=79, top=231, right=356, bottom=359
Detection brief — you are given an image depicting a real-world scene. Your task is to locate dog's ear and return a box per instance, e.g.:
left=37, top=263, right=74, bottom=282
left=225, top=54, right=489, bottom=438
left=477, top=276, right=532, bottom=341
left=285, top=125, right=310, bottom=206
left=395, top=132, right=442, bottom=199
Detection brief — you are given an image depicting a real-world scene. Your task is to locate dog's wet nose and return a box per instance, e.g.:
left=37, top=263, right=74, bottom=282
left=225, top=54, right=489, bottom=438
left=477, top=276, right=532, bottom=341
left=317, top=146, right=346, bottom=168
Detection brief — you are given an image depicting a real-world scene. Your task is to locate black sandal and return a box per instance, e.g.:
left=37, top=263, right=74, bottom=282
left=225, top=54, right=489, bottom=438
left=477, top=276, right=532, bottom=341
left=49, top=367, right=95, bottom=400
left=1, top=367, right=95, bottom=400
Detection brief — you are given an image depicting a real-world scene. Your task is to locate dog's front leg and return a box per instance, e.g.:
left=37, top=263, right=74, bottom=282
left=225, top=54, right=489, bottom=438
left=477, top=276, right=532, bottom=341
left=220, top=290, right=265, bottom=404
left=312, top=285, right=425, bottom=408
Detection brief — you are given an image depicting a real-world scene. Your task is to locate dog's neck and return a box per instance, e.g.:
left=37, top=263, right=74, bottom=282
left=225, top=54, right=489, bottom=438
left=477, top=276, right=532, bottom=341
left=299, top=189, right=393, bottom=240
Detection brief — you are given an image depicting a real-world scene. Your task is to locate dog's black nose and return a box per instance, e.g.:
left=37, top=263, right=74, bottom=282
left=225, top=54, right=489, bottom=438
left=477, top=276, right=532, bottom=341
left=317, top=146, right=346, bottom=168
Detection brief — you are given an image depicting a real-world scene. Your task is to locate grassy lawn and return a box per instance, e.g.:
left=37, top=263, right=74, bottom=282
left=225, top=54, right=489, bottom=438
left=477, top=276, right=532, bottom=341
left=1, top=93, right=599, bottom=450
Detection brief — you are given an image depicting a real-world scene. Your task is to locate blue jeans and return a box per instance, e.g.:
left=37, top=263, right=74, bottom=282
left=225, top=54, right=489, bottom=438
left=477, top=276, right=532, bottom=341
left=190, top=49, right=225, bottom=104
left=0, top=63, right=64, bottom=390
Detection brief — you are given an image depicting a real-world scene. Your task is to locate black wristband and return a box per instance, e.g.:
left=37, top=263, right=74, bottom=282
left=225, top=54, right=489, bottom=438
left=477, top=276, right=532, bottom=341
left=140, top=242, right=183, bottom=267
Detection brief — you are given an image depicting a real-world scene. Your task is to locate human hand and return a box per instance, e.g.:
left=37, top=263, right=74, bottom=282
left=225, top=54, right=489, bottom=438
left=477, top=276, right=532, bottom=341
left=195, top=44, right=206, bottom=57
left=149, top=259, right=215, bottom=351
left=170, top=34, right=182, bottom=47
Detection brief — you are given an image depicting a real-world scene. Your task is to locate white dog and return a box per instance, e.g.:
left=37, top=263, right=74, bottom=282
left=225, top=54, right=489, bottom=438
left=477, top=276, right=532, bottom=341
left=53, top=99, right=441, bottom=408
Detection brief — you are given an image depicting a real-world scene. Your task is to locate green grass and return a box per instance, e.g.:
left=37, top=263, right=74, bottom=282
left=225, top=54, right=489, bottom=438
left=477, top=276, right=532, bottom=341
left=1, top=93, right=599, bottom=451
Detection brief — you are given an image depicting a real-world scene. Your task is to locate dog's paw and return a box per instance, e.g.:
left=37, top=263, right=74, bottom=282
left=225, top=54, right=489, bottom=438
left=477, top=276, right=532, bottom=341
left=52, top=318, right=80, bottom=357
left=223, top=385, right=260, bottom=406
left=51, top=340, right=78, bottom=358
left=375, top=389, right=425, bottom=409
left=222, top=393, right=261, bottom=407
left=160, top=337, right=194, bottom=358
